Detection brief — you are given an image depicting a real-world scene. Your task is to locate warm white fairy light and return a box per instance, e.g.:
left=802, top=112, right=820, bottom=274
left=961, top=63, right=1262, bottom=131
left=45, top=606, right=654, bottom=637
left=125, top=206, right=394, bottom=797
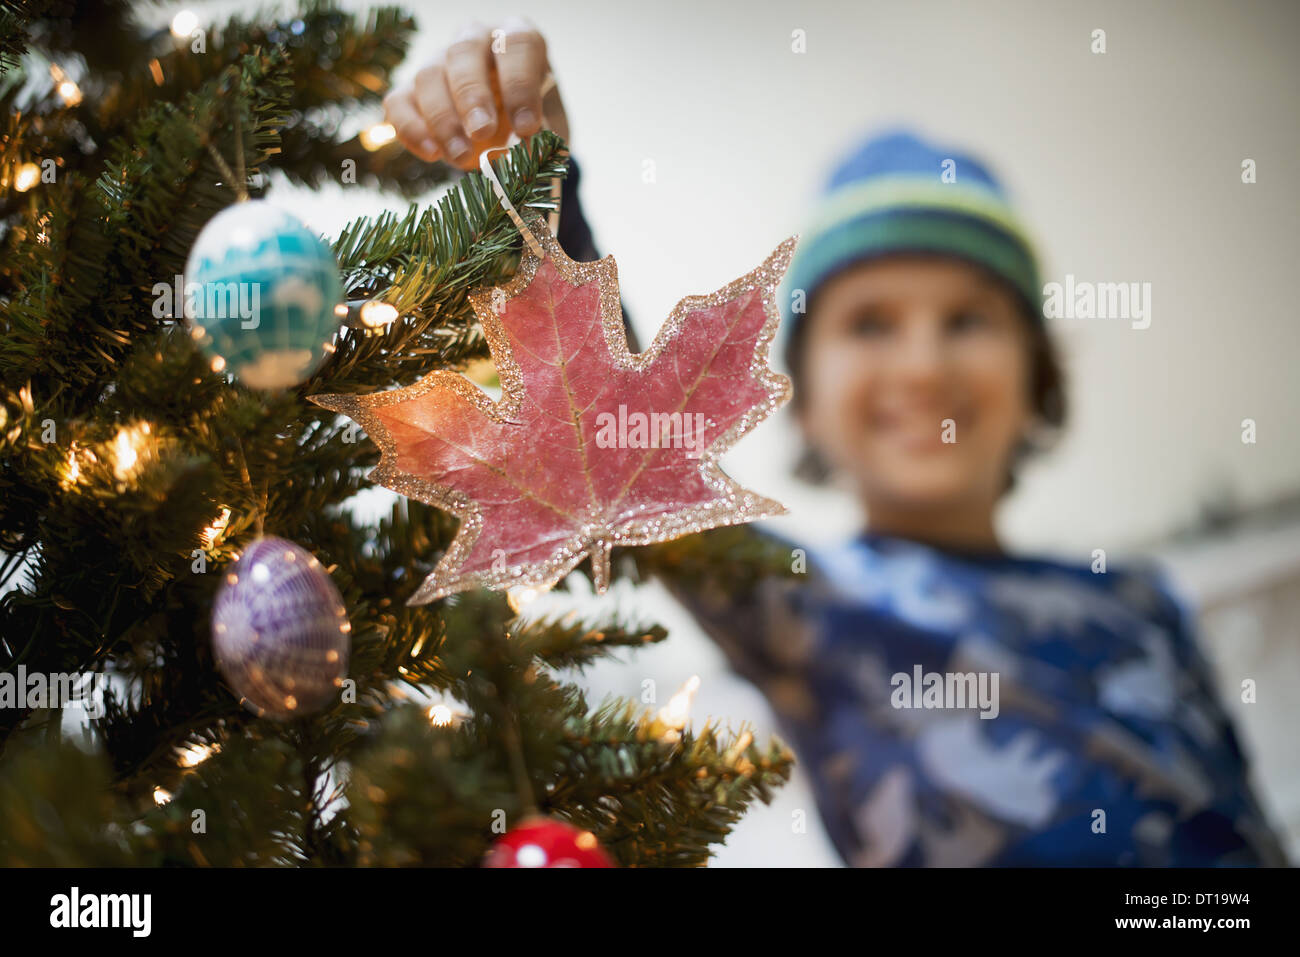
left=61, top=444, right=81, bottom=489
left=177, top=742, right=218, bottom=768
left=170, top=10, right=199, bottom=38
left=359, top=122, right=396, bottom=151
left=14, top=162, right=40, bottom=192
left=506, top=584, right=551, bottom=614
left=47, top=63, right=81, bottom=107
left=359, top=300, right=399, bottom=329
left=114, top=435, right=137, bottom=473
left=658, top=675, right=701, bottom=732
left=111, top=422, right=151, bottom=481
left=200, top=507, right=231, bottom=549
left=153, top=787, right=173, bottom=806
left=56, top=79, right=82, bottom=106
left=426, top=696, right=469, bottom=727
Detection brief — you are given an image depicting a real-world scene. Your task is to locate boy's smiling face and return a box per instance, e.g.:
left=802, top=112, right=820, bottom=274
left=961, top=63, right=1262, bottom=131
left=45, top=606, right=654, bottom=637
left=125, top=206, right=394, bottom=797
left=797, top=255, right=1034, bottom=522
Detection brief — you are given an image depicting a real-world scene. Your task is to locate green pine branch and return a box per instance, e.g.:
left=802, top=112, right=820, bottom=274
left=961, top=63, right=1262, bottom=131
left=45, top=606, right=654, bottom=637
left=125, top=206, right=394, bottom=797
left=0, top=0, right=795, bottom=868
left=545, top=700, right=793, bottom=866
left=512, top=611, right=669, bottom=671
left=306, top=129, right=571, bottom=393
left=0, top=0, right=46, bottom=76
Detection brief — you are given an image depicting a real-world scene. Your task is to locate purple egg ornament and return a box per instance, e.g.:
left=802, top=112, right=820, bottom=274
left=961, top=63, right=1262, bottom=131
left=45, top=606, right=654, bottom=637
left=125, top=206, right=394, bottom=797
left=211, top=536, right=351, bottom=720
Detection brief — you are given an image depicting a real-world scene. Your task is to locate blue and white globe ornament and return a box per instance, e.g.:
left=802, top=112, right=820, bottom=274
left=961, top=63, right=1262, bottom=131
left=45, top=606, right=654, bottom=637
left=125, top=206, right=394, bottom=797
left=212, top=536, right=351, bottom=720
left=184, top=201, right=344, bottom=389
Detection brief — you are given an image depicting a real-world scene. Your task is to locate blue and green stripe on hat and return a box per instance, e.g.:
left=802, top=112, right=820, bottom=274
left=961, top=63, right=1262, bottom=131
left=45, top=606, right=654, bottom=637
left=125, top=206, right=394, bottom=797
left=779, top=129, right=1043, bottom=351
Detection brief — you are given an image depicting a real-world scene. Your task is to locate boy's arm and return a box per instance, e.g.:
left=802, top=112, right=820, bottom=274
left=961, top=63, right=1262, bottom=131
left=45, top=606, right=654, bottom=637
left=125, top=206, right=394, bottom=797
left=629, top=525, right=816, bottom=696
left=555, top=153, right=639, bottom=351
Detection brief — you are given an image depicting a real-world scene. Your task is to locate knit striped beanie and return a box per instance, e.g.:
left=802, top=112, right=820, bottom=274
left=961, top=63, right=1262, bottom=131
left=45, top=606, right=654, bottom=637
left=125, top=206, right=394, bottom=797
left=780, top=129, right=1043, bottom=357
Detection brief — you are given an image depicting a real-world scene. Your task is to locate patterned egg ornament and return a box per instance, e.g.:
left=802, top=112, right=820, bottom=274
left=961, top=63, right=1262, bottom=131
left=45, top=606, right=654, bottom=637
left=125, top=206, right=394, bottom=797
left=184, top=201, right=344, bottom=390
left=211, top=536, right=351, bottom=720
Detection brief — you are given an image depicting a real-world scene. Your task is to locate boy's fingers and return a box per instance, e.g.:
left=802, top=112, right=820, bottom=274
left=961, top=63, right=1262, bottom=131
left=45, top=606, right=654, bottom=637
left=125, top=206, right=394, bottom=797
left=385, top=18, right=555, bottom=168
left=492, top=19, right=548, bottom=137
left=444, top=22, right=497, bottom=141
left=382, top=88, right=439, bottom=162
left=413, top=61, right=474, bottom=168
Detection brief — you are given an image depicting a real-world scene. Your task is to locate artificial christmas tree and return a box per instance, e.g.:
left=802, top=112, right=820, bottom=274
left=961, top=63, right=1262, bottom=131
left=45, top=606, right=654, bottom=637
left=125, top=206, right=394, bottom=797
left=0, top=1, right=795, bottom=867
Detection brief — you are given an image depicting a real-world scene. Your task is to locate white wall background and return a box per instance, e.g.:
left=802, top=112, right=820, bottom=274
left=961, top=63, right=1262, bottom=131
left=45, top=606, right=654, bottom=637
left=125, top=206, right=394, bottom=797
left=231, top=0, right=1300, bottom=558
left=155, top=0, right=1300, bottom=865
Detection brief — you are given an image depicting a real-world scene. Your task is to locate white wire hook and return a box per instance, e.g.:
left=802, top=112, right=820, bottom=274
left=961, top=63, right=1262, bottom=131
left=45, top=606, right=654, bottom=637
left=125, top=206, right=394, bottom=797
left=478, top=72, right=563, bottom=258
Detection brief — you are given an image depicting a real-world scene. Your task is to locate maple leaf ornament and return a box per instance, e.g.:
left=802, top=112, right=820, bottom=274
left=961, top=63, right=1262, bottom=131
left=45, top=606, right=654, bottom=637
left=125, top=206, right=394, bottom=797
left=312, top=211, right=797, bottom=605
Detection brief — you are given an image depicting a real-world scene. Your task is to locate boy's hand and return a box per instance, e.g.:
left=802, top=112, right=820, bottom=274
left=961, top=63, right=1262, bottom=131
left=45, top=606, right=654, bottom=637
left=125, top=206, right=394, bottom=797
left=383, top=17, right=569, bottom=171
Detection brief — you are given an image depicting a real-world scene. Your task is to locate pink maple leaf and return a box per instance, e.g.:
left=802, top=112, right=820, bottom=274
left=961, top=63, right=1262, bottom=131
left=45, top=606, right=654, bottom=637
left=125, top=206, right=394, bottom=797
left=311, top=212, right=796, bottom=604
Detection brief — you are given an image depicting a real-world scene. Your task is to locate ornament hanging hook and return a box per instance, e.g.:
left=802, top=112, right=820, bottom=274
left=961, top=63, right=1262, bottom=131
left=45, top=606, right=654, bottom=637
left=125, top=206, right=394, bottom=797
left=478, top=71, right=563, bottom=259
left=231, top=434, right=264, bottom=536
left=205, top=88, right=250, bottom=203
left=205, top=142, right=248, bottom=204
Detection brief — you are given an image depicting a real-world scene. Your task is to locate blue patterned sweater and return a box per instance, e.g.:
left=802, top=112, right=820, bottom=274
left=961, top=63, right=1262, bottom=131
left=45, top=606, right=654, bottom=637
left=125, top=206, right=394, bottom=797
left=665, top=531, right=1287, bottom=866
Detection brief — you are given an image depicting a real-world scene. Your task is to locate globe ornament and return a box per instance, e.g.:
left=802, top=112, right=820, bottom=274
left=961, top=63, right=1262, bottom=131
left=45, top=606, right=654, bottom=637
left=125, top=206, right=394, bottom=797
left=184, top=201, right=344, bottom=389
left=211, top=536, right=351, bottom=720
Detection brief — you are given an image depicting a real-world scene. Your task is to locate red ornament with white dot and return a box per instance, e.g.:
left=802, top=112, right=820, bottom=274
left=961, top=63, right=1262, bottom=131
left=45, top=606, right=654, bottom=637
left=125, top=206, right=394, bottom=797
left=483, top=817, right=614, bottom=868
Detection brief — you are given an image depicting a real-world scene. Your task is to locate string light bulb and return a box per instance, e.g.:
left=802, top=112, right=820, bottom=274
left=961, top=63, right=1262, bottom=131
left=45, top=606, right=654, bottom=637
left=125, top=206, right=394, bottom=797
left=171, top=10, right=199, bottom=38
left=200, top=507, right=231, bottom=549
left=14, top=162, right=40, bottom=192
left=61, top=444, right=81, bottom=489
left=56, top=79, right=81, bottom=106
left=656, top=675, right=701, bottom=741
left=359, top=300, right=399, bottom=329
left=111, top=422, right=151, bottom=482
left=506, top=583, right=554, bottom=614
left=177, top=742, right=218, bottom=768
left=48, top=63, right=81, bottom=107
left=359, top=123, right=397, bottom=151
